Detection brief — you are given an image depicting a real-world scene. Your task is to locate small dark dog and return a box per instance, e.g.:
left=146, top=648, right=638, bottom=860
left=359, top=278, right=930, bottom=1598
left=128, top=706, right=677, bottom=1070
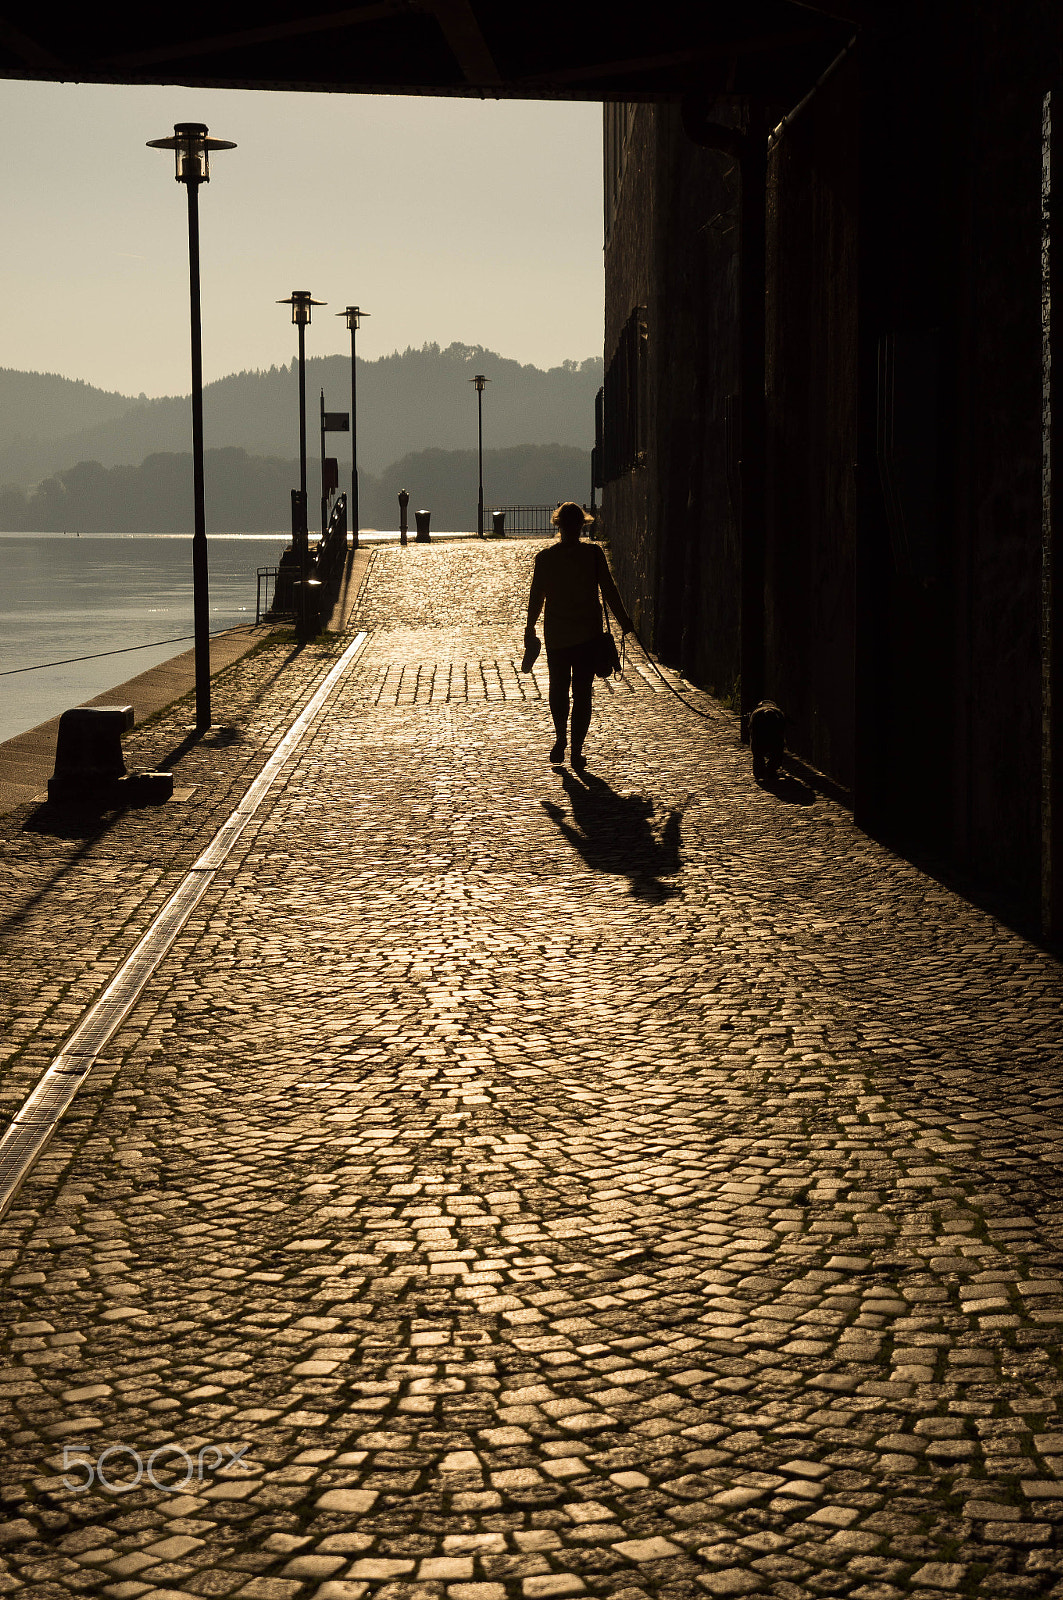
left=749, top=699, right=786, bottom=782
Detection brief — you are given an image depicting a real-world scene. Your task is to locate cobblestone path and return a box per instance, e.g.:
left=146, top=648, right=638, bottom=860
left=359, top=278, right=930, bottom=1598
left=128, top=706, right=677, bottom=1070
left=2, top=541, right=1063, bottom=1600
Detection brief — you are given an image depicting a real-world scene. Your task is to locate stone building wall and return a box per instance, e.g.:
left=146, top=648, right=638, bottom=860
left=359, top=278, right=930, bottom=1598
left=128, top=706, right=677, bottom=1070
left=650, top=108, right=742, bottom=702
left=959, top=10, right=1048, bottom=911
left=601, top=103, right=655, bottom=644
left=764, top=56, right=858, bottom=790
left=599, top=0, right=1060, bottom=929
left=602, top=103, right=741, bottom=702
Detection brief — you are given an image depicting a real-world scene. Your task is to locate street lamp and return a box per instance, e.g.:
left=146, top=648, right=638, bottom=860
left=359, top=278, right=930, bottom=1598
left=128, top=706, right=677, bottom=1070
left=337, top=306, right=369, bottom=551
left=147, top=122, right=235, bottom=730
left=277, top=290, right=325, bottom=635
left=470, top=373, right=490, bottom=537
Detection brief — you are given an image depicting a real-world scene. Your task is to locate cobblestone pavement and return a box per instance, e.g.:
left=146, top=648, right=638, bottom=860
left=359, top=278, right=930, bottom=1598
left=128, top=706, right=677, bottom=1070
left=2, top=541, right=1063, bottom=1600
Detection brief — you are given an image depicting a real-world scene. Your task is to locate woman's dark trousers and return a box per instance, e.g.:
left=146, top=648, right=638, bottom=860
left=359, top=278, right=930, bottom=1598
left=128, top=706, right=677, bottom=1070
left=546, top=639, right=597, bottom=753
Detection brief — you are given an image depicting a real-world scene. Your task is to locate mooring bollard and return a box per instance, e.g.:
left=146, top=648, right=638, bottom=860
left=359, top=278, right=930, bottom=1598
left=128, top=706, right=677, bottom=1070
left=293, top=578, right=324, bottom=637
left=398, top=488, right=409, bottom=546
left=415, top=509, right=431, bottom=543
left=48, top=705, right=173, bottom=808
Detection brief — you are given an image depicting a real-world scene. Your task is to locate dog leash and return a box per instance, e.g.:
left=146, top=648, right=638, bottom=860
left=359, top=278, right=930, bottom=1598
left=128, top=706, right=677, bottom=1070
left=625, top=628, right=717, bottom=722
left=597, top=541, right=715, bottom=721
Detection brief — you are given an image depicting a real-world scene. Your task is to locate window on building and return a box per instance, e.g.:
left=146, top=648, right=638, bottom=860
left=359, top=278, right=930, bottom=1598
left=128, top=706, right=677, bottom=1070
left=602, top=306, right=646, bottom=481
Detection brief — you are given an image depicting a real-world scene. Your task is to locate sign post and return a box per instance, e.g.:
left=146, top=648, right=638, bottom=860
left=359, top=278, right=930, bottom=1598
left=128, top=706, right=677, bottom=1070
left=319, top=393, right=350, bottom=538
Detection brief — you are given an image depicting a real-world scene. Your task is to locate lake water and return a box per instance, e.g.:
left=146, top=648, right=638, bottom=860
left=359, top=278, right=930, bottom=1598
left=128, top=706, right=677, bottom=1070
left=0, top=533, right=287, bottom=745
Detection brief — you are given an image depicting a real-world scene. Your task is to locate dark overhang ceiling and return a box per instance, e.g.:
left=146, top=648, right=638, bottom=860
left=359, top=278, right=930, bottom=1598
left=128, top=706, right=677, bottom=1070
left=0, top=1, right=879, bottom=103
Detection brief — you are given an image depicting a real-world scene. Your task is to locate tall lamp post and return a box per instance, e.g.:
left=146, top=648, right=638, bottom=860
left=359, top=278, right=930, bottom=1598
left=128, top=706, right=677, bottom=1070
left=277, top=290, right=324, bottom=635
left=147, top=122, right=235, bottom=730
left=470, top=373, right=490, bottom=537
left=337, top=306, right=369, bottom=551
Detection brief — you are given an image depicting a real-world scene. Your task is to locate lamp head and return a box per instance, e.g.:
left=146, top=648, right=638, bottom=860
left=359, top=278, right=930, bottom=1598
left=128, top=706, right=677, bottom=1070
left=147, top=122, right=236, bottom=184
left=471, top=373, right=489, bottom=392
left=338, top=306, right=370, bottom=331
left=278, top=290, right=326, bottom=326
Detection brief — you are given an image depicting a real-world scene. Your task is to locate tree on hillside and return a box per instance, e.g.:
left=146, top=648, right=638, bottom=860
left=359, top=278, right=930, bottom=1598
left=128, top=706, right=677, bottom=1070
left=0, top=442, right=589, bottom=533
left=0, top=345, right=603, bottom=489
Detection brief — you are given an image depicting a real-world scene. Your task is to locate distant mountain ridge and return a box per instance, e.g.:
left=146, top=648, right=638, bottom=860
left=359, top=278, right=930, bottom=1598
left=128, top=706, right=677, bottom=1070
left=0, top=443, right=591, bottom=533
left=0, top=369, right=149, bottom=443
left=0, top=344, right=602, bottom=489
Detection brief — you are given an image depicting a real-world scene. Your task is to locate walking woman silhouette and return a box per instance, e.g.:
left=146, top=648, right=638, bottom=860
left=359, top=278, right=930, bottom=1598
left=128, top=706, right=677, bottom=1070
left=524, top=501, right=632, bottom=769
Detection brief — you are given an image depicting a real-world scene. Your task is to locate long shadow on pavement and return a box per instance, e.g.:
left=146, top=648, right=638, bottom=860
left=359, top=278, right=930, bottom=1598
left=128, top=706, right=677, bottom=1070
left=761, top=768, right=816, bottom=805
left=541, top=766, right=687, bottom=902
left=151, top=634, right=306, bottom=772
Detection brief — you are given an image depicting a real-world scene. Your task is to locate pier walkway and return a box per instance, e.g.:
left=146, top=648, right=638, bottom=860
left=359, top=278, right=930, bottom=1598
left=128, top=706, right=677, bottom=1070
left=1, top=541, right=1062, bottom=1600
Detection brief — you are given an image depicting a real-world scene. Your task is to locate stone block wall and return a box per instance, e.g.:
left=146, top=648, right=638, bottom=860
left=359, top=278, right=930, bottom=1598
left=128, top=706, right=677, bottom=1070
left=599, top=0, right=1060, bottom=929
left=603, top=102, right=741, bottom=702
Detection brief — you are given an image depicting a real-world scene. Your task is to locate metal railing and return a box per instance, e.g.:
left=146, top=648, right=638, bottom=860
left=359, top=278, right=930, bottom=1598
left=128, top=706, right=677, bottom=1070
left=256, top=568, right=276, bottom=624
left=483, top=505, right=593, bottom=536
left=317, top=492, right=348, bottom=583
left=256, top=566, right=296, bottom=624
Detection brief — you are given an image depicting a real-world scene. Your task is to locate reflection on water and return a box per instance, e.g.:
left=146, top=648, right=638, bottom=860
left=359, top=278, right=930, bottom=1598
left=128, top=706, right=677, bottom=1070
left=0, top=533, right=286, bottom=744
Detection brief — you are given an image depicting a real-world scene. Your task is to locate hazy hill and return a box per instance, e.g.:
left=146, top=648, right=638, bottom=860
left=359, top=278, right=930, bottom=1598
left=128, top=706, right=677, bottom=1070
left=0, top=369, right=152, bottom=452
left=0, top=345, right=602, bottom=488
left=363, top=443, right=591, bottom=529
left=0, top=443, right=590, bottom=533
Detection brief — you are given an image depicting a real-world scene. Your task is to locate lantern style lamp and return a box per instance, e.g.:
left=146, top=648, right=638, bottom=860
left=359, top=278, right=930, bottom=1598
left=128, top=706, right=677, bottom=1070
left=470, top=373, right=490, bottom=537
left=146, top=122, right=236, bottom=730
left=277, top=292, right=325, bottom=634
left=337, top=305, right=370, bottom=550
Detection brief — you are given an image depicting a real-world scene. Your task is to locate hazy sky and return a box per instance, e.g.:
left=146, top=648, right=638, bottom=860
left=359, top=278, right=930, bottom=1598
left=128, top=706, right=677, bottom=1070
left=0, top=80, right=603, bottom=398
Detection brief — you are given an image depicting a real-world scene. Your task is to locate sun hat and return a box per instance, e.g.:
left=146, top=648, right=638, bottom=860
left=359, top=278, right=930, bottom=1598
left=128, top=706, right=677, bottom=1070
left=551, top=501, right=596, bottom=533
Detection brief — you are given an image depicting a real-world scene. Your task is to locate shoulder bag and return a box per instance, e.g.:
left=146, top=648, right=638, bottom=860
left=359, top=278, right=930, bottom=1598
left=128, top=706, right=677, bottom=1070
left=590, top=543, right=622, bottom=678
left=594, top=602, right=623, bottom=679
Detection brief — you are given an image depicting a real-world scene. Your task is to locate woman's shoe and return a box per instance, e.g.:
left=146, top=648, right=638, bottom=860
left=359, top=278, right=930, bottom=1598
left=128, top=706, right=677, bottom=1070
left=549, top=739, right=565, bottom=763
left=571, top=749, right=587, bottom=771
